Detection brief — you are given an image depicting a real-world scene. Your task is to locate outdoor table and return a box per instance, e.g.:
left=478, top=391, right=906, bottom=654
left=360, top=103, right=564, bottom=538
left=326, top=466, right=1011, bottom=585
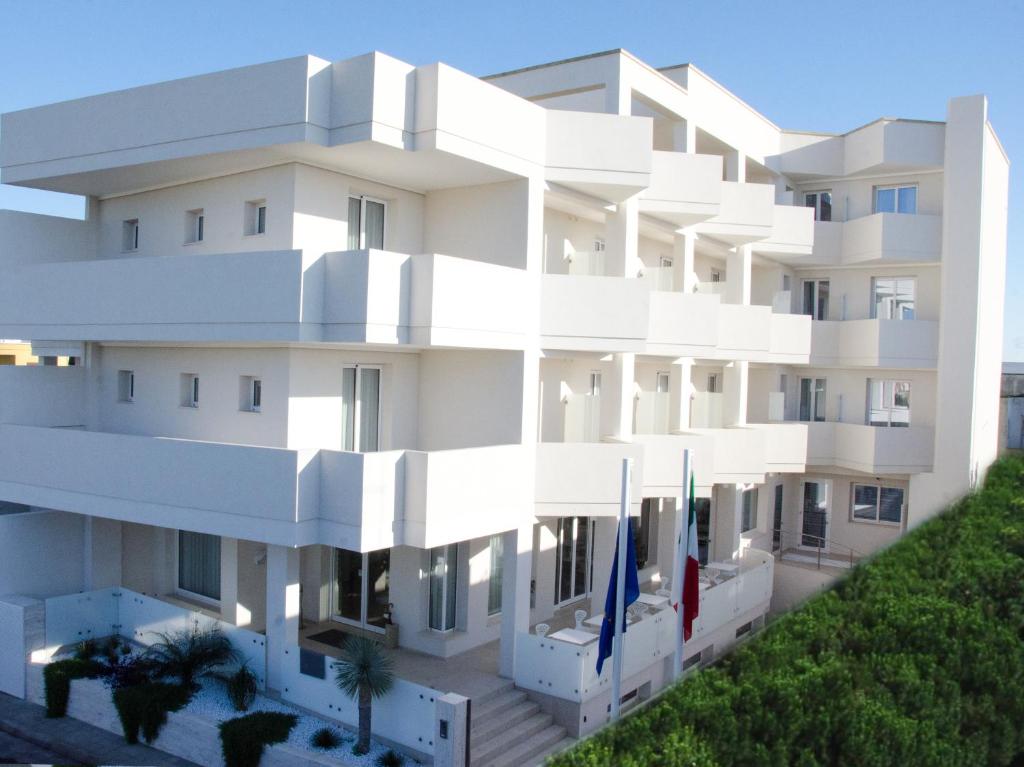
left=548, top=628, right=600, bottom=645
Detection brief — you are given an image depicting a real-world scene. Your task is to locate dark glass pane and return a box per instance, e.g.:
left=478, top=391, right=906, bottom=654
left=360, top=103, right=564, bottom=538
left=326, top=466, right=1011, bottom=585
left=819, top=192, right=832, bottom=222
left=695, top=499, right=711, bottom=566
left=879, top=488, right=904, bottom=523
left=801, top=483, right=827, bottom=547
left=573, top=517, right=589, bottom=598
left=852, top=485, right=878, bottom=520
left=336, top=548, right=363, bottom=622
left=365, top=549, right=390, bottom=628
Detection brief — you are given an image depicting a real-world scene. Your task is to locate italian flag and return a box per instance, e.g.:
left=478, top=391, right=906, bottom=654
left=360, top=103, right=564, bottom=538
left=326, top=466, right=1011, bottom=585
left=681, top=471, right=700, bottom=641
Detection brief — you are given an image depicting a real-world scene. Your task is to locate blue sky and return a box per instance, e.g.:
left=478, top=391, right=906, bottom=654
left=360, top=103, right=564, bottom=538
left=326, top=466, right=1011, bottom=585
left=1, top=0, right=1020, bottom=356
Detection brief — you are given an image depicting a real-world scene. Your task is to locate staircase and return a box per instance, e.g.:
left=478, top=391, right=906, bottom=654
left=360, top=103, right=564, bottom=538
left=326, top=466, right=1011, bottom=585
left=470, top=681, right=573, bottom=767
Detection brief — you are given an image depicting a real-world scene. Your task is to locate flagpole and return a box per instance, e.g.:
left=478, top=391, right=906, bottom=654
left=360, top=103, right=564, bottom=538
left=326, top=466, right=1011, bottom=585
left=672, top=449, right=691, bottom=681
left=610, top=457, right=631, bottom=720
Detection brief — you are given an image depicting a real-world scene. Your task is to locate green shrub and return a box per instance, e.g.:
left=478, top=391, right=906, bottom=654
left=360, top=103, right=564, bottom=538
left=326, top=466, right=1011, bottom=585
left=226, top=664, right=259, bottom=712
left=43, top=658, right=102, bottom=718
left=142, top=625, right=239, bottom=688
left=112, top=681, right=191, bottom=744
left=73, top=638, right=99, bottom=661
left=310, top=726, right=343, bottom=749
left=549, top=455, right=1024, bottom=767
left=376, top=749, right=406, bottom=767
left=219, top=711, right=297, bottom=767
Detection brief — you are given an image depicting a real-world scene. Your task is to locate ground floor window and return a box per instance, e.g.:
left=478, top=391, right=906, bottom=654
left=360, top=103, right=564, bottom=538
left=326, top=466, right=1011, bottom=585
left=741, top=488, right=759, bottom=533
left=488, top=535, right=503, bottom=616
left=177, top=531, right=220, bottom=602
left=695, top=499, right=711, bottom=566
left=851, top=484, right=905, bottom=524
left=429, top=544, right=459, bottom=631
left=332, top=547, right=391, bottom=632
left=555, top=517, right=593, bottom=605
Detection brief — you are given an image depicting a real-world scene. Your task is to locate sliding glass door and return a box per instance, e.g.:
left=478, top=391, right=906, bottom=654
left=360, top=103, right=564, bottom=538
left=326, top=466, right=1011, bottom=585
left=800, top=481, right=830, bottom=551
left=555, top=517, right=593, bottom=605
left=332, top=548, right=391, bottom=632
left=342, top=366, right=380, bottom=452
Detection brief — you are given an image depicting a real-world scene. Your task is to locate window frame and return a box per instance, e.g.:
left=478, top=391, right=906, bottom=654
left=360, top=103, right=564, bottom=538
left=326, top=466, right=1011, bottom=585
left=487, top=534, right=503, bottom=617
left=740, top=487, right=758, bottom=534
left=342, top=364, right=382, bottom=452
left=871, top=276, right=916, bottom=320
left=804, top=190, right=833, bottom=222
left=185, top=209, right=205, bottom=244
left=347, top=195, right=388, bottom=250
left=873, top=183, right=918, bottom=215
left=174, top=530, right=221, bottom=605
left=428, top=543, right=460, bottom=632
left=866, top=378, right=911, bottom=427
left=181, top=373, right=200, bottom=409
left=244, top=200, right=267, bottom=236
left=801, top=279, right=830, bottom=320
left=117, top=370, right=135, bottom=403
left=798, top=377, right=827, bottom=422
left=122, top=219, right=140, bottom=252
left=850, top=483, right=905, bottom=525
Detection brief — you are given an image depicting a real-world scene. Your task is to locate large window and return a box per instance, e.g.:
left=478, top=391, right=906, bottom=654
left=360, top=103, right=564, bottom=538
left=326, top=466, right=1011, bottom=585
left=741, top=488, right=758, bottom=533
left=799, top=377, right=827, bottom=422
left=802, top=279, right=830, bottom=320
left=429, top=544, right=459, bottom=632
left=342, top=366, right=380, bottom=452
left=867, top=379, right=911, bottom=426
left=555, top=517, right=592, bottom=605
left=348, top=196, right=386, bottom=250
left=874, top=184, right=917, bottom=215
left=851, top=484, right=905, bottom=524
left=804, top=190, right=832, bottom=222
left=334, top=548, right=391, bottom=631
left=487, top=535, right=503, bottom=616
left=872, top=277, right=916, bottom=320
left=177, top=531, right=220, bottom=602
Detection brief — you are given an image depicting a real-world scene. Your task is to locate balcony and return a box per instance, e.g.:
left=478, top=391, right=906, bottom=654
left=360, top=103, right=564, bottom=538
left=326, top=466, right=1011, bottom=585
left=540, top=274, right=650, bottom=351
left=638, top=151, right=722, bottom=227
left=693, top=181, right=774, bottom=245
left=535, top=442, right=643, bottom=517
left=750, top=204, right=815, bottom=259
left=809, top=319, right=939, bottom=368
left=632, top=427, right=768, bottom=495
left=808, top=213, right=942, bottom=266
left=0, top=424, right=533, bottom=551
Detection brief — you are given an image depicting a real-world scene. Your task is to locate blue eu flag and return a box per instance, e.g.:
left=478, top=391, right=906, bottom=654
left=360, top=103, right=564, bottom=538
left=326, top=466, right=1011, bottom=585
left=596, top=521, right=640, bottom=676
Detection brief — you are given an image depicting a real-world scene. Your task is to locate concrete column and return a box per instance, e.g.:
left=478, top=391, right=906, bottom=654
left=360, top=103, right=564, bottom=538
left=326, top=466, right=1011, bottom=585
left=669, top=358, right=694, bottom=432
left=220, top=537, right=250, bottom=627
left=435, top=692, right=469, bottom=767
left=714, top=485, right=743, bottom=560
left=723, top=361, right=749, bottom=427
left=672, top=231, right=697, bottom=293
left=606, top=195, right=640, bottom=278
left=602, top=353, right=635, bottom=441
left=499, top=523, right=534, bottom=678
left=604, top=70, right=631, bottom=116
left=725, top=244, right=752, bottom=305
left=83, top=517, right=121, bottom=591
left=724, top=150, right=746, bottom=183
left=672, top=119, right=697, bottom=154
left=265, top=545, right=300, bottom=692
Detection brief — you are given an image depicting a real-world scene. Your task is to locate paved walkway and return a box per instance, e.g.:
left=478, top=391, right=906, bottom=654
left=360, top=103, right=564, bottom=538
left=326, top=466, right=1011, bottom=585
left=0, top=691, right=199, bottom=767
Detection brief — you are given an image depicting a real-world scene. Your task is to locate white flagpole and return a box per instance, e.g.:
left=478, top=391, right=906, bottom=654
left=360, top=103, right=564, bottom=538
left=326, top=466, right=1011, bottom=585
left=672, top=449, right=691, bottom=681
left=610, top=457, right=631, bottom=720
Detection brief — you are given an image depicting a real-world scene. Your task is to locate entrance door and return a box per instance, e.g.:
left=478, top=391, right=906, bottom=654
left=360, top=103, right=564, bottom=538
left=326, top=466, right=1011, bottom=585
left=772, top=484, right=784, bottom=552
left=332, top=548, right=391, bottom=632
left=555, top=517, right=593, bottom=605
left=800, top=481, right=830, bottom=551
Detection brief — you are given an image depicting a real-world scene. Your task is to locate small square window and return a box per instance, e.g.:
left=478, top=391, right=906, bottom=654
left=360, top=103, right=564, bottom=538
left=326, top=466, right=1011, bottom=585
left=240, top=376, right=262, bottom=412
left=122, top=219, right=140, bottom=252
left=186, top=209, right=204, bottom=244
left=117, top=370, right=134, bottom=403
left=181, top=374, right=199, bottom=408
left=245, top=200, right=267, bottom=236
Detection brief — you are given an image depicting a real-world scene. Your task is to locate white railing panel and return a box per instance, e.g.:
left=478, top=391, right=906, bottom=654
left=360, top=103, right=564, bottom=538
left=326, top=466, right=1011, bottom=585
left=514, top=632, right=587, bottom=702
left=45, top=588, right=118, bottom=649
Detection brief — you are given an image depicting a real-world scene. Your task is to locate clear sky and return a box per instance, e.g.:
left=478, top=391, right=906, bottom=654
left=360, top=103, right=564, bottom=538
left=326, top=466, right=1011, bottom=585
left=0, top=0, right=1019, bottom=355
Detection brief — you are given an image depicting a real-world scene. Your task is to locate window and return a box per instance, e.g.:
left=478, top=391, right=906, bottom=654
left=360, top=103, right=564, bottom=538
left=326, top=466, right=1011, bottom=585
left=802, top=279, right=830, bottom=320
left=347, top=196, right=386, bottom=250
left=186, top=209, right=204, bottom=244
left=589, top=372, right=602, bottom=397
left=117, top=370, right=134, bottom=403
left=799, top=378, right=827, bottom=422
left=122, top=219, right=140, bottom=252
left=804, top=190, right=832, bottom=222
left=874, top=184, right=917, bottom=214
left=342, top=366, right=380, bottom=451
left=429, top=544, right=459, bottom=631
left=631, top=500, right=657, bottom=569
left=656, top=372, right=670, bottom=394
left=872, top=277, right=915, bottom=320
left=707, top=373, right=720, bottom=393
left=851, top=483, right=905, bottom=524
left=555, top=517, right=592, bottom=605
left=710, top=268, right=723, bottom=283
left=240, top=376, right=262, bottom=412
left=594, top=237, right=606, bottom=253
left=488, top=535, right=503, bottom=616
left=177, top=531, right=220, bottom=602
left=181, top=374, right=199, bottom=408
left=772, top=484, right=783, bottom=552
left=245, top=200, right=267, bottom=235
left=333, top=548, right=391, bottom=631
left=867, top=379, right=910, bottom=426
left=741, top=488, right=758, bottom=533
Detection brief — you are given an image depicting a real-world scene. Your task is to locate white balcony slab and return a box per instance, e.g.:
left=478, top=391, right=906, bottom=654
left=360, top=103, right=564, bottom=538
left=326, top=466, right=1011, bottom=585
left=809, top=319, right=939, bottom=368
left=540, top=274, right=650, bottom=351
left=794, top=213, right=943, bottom=267
left=750, top=204, right=814, bottom=258
left=638, top=151, right=721, bottom=226
left=534, top=442, right=644, bottom=517
left=692, top=181, right=774, bottom=245
left=805, top=422, right=935, bottom=474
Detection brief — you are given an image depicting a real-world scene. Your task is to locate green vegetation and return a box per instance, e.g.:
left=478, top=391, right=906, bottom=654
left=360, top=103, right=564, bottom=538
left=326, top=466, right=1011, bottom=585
left=376, top=748, right=406, bottom=766
left=112, top=681, right=191, bottom=744
left=226, top=664, right=259, bottom=712
left=333, top=636, right=395, bottom=756
left=219, top=711, right=297, bottom=767
left=142, top=625, right=239, bottom=689
left=549, top=455, right=1024, bottom=767
left=42, top=657, right=103, bottom=717
left=310, top=726, right=346, bottom=749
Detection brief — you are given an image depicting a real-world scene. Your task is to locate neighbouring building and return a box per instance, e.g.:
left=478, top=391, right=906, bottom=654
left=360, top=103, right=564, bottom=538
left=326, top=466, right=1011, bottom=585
left=1000, top=362, right=1024, bottom=453
left=0, top=49, right=1008, bottom=765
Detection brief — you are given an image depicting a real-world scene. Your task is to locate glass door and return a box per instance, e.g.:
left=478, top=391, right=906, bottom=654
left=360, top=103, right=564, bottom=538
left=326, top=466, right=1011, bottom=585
left=799, top=378, right=827, bottom=422
left=801, top=279, right=830, bottom=320
left=555, top=517, right=593, bottom=605
left=332, top=548, right=391, bottom=632
left=800, top=481, right=830, bottom=551
left=772, top=484, right=784, bottom=552
left=342, top=366, right=381, bottom=452
left=695, top=498, right=711, bottom=566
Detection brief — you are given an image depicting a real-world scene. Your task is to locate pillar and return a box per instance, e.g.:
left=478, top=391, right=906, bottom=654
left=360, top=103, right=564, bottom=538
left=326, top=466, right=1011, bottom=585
left=723, top=361, right=749, bottom=427
left=672, top=118, right=697, bottom=154
left=499, top=523, right=534, bottom=679
left=669, top=357, right=694, bottom=432
left=220, top=537, right=250, bottom=627
left=606, top=195, right=640, bottom=278
left=265, top=544, right=300, bottom=692
left=714, top=485, right=743, bottom=560
left=672, top=230, right=697, bottom=293
left=602, top=352, right=635, bottom=441
left=725, top=244, right=751, bottom=305
left=434, top=692, right=469, bottom=767
left=724, top=149, right=746, bottom=183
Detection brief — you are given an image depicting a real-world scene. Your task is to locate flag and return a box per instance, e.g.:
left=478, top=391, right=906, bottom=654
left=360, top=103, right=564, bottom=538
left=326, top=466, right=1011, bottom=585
left=681, top=471, right=700, bottom=641
left=596, top=521, right=640, bottom=676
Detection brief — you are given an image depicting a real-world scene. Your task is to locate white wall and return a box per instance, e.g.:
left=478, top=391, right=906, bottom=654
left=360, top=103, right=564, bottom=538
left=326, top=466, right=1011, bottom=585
left=0, top=511, right=86, bottom=597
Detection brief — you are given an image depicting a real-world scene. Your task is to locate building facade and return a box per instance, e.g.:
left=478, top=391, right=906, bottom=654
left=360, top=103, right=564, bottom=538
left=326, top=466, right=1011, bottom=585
left=0, top=49, right=1008, bottom=763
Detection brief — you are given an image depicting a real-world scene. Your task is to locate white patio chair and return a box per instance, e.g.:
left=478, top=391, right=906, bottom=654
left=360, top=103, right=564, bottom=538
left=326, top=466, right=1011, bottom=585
left=535, top=623, right=550, bottom=637
left=574, top=609, right=588, bottom=630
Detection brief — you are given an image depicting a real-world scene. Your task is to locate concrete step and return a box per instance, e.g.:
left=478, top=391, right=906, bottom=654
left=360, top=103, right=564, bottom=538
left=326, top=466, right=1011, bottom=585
left=472, top=688, right=529, bottom=721
left=483, top=724, right=569, bottom=767
left=522, top=735, right=576, bottom=767
left=472, top=679, right=517, bottom=707
left=472, top=699, right=540, bottom=741
left=472, top=711, right=556, bottom=766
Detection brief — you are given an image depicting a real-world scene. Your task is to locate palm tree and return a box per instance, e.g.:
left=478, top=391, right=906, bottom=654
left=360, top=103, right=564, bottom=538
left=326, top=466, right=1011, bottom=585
left=142, top=624, right=239, bottom=689
left=333, top=636, right=394, bottom=755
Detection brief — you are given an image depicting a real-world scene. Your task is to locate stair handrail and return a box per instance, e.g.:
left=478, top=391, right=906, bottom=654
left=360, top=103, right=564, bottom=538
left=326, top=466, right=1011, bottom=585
left=771, top=526, right=867, bottom=569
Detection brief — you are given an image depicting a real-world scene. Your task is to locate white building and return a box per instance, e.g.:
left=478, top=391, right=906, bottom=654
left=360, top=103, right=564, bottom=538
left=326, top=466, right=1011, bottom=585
left=0, top=49, right=1008, bottom=765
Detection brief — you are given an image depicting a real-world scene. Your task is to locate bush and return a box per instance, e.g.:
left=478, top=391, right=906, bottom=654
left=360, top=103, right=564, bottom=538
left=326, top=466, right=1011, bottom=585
left=219, top=711, right=297, bottom=767
left=377, top=749, right=406, bottom=767
left=311, top=726, right=346, bottom=750
left=112, top=681, right=191, bottom=744
left=102, top=654, right=157, bottom=690
left=73, top=638, right=99, bottom=661
left=143, top=625, right=239, bottom=688
left=43, top=658, right=103, bottom=718
left=549, top=455, right=1024, bottom=767
left=226, top=664, right=259, bottom=712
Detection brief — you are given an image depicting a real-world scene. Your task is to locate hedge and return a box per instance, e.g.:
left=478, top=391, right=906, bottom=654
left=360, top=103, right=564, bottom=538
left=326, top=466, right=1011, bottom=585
left=548, top=455, right=1024, bottom=767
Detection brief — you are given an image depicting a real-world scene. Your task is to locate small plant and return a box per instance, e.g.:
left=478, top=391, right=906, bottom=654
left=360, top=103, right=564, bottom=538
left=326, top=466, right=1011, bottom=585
left=74, top=638, right=99, bottom=661
left=219, top=711, right=297, bottom=767
left=43, top=658, right=103, bottom=717
left=376, top=749, right=406, bottom=767
left=226, top=664, right=259, bottom=712
left=112, top=681, right=191, bottom=744
left=310, top=726, right=342, bottom=750
left=143, top=625, right=239, bottom=689
left=333, top=636, right=394, bottom=756
left=103, top=654, right=157, bottom=690
left=102, top=635, right=129, bottom=664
